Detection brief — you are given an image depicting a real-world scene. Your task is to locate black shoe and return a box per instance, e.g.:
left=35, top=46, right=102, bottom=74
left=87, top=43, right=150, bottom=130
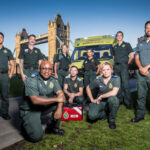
left=131, top=117, right=144, bottom=123
left=46, top=127, right=65, bottom=135
left=2, top=114, right=11, bottom=120
left=126, top=105, right=132, bottom=110
left=109, top=123, right=116, bottom=129
left=101, top=116, right=107, bottom=120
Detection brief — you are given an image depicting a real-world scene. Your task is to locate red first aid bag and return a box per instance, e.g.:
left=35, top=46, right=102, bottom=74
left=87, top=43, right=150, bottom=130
left=61, top=105, right=83, bottom=121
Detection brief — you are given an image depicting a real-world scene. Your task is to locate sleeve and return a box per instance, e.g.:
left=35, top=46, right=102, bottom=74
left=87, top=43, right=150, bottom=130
left=78, top=79, right=84, bottom=88
left=127, top=43, right=133, bottom=54
left=82, top=60, right=85, bottom=68
left=95, top=58, right=100, bottom=65
left=53, top=79, right=62, bottom=93
left=112, top=46, right=115, bottom=56
left=64, top=77, right=68, bottom=84
left=24, top=78, right=39, bottom=96
left=89, top=79, right=99, bottom=89
left=68, top=56, right=71, bottom=64
left=55, top=54, right=59, bottom=63
left=135, top=43, right=140, bottom=55
left=53, top=54, right=57, bottom=63
left=38, top=49, right=43, bottom=60
left=18, top=48, right=24, bottom=59
left=8, top=50, right=14, bottom=60
left=112, top=77, right=120, bottom=88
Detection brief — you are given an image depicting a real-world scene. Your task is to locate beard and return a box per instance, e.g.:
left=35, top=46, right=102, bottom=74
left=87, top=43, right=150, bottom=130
left=146, top=32, right=150, bottom=37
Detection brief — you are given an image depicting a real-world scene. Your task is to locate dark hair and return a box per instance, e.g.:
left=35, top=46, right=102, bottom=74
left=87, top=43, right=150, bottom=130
left=28, top=34, right=36, bottom=39
left=71, top=65, right=78, bottom=71
left=61, top=44, right=67, bottom=49
left=116, top=31, right=124, bottom=37
left=145, top=21, right=150, bottom=29
left=0, top=32, right=4, bottom=38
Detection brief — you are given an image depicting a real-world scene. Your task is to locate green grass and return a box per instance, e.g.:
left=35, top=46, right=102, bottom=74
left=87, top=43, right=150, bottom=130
left=9, top=78, right=23, bottom=97
left=5, top=81, right=150, bottom=150
left=17, top=93, right=150, bottom=150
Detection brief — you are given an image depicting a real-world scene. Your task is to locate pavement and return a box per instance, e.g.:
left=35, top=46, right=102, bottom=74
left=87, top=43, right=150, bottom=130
left=0, top=97, right=23, bottom=150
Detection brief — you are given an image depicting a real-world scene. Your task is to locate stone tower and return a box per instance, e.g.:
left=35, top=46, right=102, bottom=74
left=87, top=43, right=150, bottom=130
left=48, top=13, right=70, bottom=63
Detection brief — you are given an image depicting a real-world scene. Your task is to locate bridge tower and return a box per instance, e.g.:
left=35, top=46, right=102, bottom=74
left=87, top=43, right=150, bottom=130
left=15, top=14, right=70, bottom=64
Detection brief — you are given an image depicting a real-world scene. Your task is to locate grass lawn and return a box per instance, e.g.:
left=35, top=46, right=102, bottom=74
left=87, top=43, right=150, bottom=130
left=4, top=92, right=150, bottom=150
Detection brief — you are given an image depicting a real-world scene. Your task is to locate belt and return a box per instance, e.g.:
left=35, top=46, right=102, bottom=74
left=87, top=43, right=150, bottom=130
left=24, top=67, right=38, bottom=70
left=0, top=71, right=8, bottom=74
left=85, top=70, right=96, bottom=72
left=60, top=68, right=68, bottom=71
left=115, top=62, right=128, bottom=65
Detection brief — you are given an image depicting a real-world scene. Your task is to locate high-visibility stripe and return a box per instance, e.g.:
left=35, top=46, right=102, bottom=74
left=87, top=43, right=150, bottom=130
left=73, top=107, right=82, bottom=115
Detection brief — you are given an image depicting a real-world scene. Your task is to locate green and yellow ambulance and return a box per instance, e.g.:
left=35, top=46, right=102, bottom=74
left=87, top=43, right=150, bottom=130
left=71, top=35, right=116, bottom=77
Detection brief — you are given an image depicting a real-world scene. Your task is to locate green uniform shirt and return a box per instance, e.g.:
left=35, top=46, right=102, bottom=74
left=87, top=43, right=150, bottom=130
left=0, top=46, right=14, bottom=72
left=83, top=57, right=100, bottom=71
left=112, top=42, right=133, bottom=63
left=20, top=75, right=61, bottom=110
left=90, top=75, right=120, bottom=97
left=136, top=40, right=150, bottom=67
left=18, top=47, right=43, bottom=69
left=64, top=75, right=83, bottom=93
left=55, top=53, right=71, bottom=71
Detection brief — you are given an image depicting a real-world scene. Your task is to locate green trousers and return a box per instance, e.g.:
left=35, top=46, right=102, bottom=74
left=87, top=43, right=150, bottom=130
left=84, top=71, right=96, bottom=87
left=57, top=69, right=68, bottom=88
left=136, top=70, right=150, bottom=118
left=88, top=96, right=119, bottom=123
left=65, top=94, right=84, bottom=104
left=20, top=103, right=62, bottom=142
left=0, top=73, right=10, bottom=115
left=114, top=64, right=131, bottom=106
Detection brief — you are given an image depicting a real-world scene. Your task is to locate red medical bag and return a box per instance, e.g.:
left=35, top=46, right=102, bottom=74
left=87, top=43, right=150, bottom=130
left=61, top=104, right=83, bottom=121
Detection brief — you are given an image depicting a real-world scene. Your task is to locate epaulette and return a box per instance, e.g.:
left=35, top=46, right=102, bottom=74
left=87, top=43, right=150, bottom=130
left=113, top=44, right=117, bottom=47
left=65, top=74, right=70, bottom=79
left=31, top=72, right=39, bottom=78
left=77, top=77, right=82, bottom=81
left=50, top=75, right=57, bottom=79
left=112, top=75, right=118, bottom=78
left=96, top=75, right=101, bottom=80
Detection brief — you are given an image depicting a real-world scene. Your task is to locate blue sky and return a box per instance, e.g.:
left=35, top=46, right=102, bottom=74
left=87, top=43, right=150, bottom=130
left=1, top=0, right=150, bottom=56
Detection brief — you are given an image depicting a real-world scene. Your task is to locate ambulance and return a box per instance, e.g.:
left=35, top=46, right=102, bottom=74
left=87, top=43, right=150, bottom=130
left=71, top=35, right=116, bottom=77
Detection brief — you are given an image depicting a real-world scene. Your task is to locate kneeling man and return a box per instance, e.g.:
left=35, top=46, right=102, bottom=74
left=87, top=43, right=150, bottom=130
left=19, top=61, right=65, bottom=142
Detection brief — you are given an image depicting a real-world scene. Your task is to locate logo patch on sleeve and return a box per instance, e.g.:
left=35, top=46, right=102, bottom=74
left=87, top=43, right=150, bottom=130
left=49, top=82, right=54, bottom=88
left=3, top=49, right=7, bottom=53
left=109, top=83, right=113, bottom=88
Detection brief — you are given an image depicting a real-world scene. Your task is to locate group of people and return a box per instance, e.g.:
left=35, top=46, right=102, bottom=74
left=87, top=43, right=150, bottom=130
left=0, top=21, right=150, bottom=142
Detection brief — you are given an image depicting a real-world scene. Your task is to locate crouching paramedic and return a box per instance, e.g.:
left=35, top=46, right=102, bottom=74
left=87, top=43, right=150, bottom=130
left=86, top=62, right=120, bottom=129
left=63, top=66, right=84, bottom=105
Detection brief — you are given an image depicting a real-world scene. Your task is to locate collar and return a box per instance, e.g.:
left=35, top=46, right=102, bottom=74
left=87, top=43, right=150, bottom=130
left=0, top=46, right=4, bottom=50
left=28, top=46, right=35, bottom=51
left=147, top=40, right=150, bottom=43
left=117, top=41, right=125, bottom=47
left=88, top=57, right=94, bottom=61
left=101, top=75, right=113, bottom=84
left=70, top=76, right=77, bottom=82
left=62, top=53, right=68, bottom=57
left=38, top=74, right=52, bottom=82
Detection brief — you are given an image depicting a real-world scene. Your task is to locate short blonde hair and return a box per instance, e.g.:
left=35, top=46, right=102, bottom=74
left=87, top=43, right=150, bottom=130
left=101, top=62, right=113, bottom=71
